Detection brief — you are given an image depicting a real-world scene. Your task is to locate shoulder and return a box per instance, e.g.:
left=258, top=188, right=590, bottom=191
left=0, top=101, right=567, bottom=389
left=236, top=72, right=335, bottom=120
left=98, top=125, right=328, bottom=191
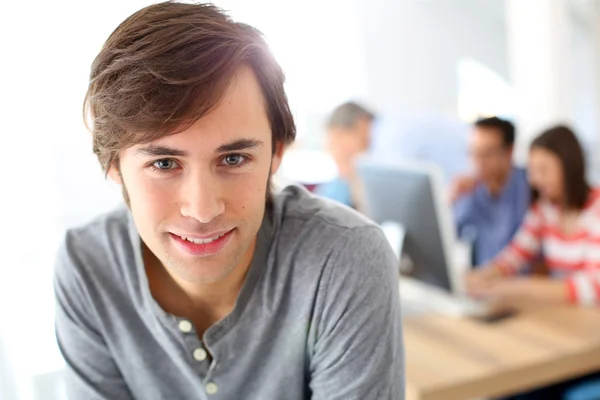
left=584, top=187, right=600, bottom=218
left=54, top=207, right=134, bottom=291
left=272, top=185, right=380, bottom=234
left=527, top=198, right=554, bottom=225
left=270, top=185, right=396, bottom=274
left=271, top=185, right=391, bottom=255
left=587, top=187, right=600, bottom=207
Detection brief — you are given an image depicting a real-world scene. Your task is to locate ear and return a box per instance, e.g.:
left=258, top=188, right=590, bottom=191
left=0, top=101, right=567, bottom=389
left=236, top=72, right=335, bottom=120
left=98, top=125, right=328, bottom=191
left=107, top=164, right=123, bottom=185
left=270, top=142, right=286, bottom=176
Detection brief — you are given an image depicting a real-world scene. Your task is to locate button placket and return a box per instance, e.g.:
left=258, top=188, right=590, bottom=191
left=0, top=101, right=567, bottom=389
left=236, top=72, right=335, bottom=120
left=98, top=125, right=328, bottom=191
left=175, top=318, right=213, bottom=378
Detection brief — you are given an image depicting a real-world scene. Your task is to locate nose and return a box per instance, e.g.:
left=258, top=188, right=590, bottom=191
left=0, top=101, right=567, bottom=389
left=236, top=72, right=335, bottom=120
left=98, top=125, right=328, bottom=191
left=179, top=170, right=225, bottom=224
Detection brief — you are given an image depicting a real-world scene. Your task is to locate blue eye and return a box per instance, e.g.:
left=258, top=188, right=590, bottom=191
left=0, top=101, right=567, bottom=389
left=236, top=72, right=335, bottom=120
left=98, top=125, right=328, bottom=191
left=153, top=159, right=177, bottom=170
left=222, top=154, right=246, bottom=167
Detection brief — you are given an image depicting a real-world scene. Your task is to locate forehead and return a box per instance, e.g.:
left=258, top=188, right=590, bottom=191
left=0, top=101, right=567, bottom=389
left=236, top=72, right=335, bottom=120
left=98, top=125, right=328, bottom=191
left=200, top=66, right=269, bottom=132
left=470, top=126, right=503, bottom=147
left=530, top=147, right=560, bottom=165
left=133, top=66, right=271, bottom=152
left=327, top=126, right=359, bottom=137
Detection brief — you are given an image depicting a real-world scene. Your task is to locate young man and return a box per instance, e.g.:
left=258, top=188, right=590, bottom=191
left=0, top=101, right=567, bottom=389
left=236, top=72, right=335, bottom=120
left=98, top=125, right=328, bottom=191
left=54, top=3, right=403, bottom=399
left=449, top=117, right=529, bottom=266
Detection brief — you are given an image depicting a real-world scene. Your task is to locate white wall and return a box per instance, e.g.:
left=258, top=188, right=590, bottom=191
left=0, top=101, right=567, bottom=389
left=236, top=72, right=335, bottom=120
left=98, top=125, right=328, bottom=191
left=571, top=2, right=600, bottom=152
left=357, top=0, right=509, bottom=116
left=506, top=0, right=574, bottom=163
left=504, top=0, right=600, bottom=176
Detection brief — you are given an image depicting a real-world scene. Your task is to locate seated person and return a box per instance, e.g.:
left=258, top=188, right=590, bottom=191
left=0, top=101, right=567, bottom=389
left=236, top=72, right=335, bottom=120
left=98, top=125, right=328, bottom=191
left=467, top=125, right=600, bottom=400
left=318, top=102, right=469, bottom=210
left=315, top=102, right=373, bottom=209
left=450, top=117, right=529, bottom=266
left=467, top=125, right=599, bottom=304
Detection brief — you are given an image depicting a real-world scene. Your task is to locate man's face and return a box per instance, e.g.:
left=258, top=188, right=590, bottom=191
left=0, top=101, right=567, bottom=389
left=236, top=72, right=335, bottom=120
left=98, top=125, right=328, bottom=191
left=327, top=128, right=363, bottom=162
left=112, top=66, right=283, bottom=284
left=468, top=127, right=512, bottom=183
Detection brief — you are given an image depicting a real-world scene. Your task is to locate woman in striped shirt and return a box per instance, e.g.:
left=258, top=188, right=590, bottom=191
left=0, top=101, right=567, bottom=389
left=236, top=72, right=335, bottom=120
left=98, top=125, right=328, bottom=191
left=466, top=125, right=600, bottom=305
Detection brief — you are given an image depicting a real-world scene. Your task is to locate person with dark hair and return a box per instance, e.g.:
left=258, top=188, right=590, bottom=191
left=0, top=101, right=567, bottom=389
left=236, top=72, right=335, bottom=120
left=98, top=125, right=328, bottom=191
left=466, top=125, right=600, bottom=400
left=450, top=116, right=530, bottom=266
left=467, top=125, right=600, bottom=304
left=53, top=3, right=403, bottom=399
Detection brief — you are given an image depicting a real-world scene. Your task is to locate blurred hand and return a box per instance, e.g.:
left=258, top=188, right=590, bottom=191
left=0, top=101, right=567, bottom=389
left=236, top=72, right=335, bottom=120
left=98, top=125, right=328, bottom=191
left=465, top=265, right=503, bottom=299
left=481, top=277, right=568, bottom=304
left=448, top=175, right=478, bottom=203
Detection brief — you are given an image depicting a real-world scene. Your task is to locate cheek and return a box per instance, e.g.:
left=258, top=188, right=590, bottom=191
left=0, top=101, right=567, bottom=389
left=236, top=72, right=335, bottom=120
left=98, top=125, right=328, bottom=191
left=551, top=172, right=564, bottom=191
left=222, top=168, right=270, bottom=210
left=125, top=172, right=176, bottom=218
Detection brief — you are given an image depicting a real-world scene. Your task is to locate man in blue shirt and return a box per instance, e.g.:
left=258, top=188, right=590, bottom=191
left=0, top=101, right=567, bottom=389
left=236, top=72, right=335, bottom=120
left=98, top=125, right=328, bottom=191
left=315, top=102, right=374, bottom=209
left=450, top=117, right=529, bottom=267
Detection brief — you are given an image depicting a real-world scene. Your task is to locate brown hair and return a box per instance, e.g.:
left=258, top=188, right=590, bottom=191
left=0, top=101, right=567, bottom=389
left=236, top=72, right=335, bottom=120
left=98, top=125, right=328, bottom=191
left=327, top=101, right=375, bottom=130
left=84, top=1, right=296, bottom=174
left=530, top=125, right=590, bottom=210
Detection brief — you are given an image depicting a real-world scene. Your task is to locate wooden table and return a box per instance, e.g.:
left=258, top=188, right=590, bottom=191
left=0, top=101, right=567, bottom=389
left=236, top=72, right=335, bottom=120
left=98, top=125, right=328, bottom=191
left=404, top=306, right=600, bottom=400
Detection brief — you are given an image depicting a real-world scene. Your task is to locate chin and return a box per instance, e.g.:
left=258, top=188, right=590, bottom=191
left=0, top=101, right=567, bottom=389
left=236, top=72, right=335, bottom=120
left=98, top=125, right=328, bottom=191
left=170, top=259, right=237, bottom=284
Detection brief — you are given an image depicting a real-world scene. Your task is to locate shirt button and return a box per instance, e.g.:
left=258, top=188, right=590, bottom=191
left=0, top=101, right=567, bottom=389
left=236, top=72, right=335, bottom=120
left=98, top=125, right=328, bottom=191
left=206, top=382, right=218, bottom=395
left=193, top=348, right=208, bottom=362
left=178, top=320, right=193, bottom=333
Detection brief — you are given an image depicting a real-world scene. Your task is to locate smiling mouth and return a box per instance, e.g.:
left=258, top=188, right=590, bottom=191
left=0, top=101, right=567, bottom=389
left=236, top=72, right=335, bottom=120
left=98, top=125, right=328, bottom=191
left=176, top=232, right=229, bottom=245
left=169, top=229, right=235, bottom=257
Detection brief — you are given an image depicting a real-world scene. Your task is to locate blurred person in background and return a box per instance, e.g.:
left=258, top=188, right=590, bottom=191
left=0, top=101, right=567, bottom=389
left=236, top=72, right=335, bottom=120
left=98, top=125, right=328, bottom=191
left=467, top=125, right=600, bottom=399
left=450, top=117, right=529, bottom=266
left=315, top=102, right=374, bottom=209
left=466, top=125, right=600, bottom=304
left=318, top=101, right=469, bottom=209
left=53, top=3, right=403, bottom=399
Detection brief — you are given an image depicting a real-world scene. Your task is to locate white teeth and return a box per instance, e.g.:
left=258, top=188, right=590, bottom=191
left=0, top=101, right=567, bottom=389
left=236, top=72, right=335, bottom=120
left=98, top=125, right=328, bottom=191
left=180, top=233, right=225, bottom=245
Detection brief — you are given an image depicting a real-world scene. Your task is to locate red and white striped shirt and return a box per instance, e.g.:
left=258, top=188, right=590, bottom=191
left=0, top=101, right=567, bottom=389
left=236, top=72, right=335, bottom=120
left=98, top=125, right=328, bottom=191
left=494, top=188, right=600, bottom=305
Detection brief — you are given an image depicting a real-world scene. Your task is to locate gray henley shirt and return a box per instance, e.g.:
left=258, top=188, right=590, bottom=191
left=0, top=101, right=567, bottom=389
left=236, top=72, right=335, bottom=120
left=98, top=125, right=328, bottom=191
left=54, top=185, right=404, bottom=399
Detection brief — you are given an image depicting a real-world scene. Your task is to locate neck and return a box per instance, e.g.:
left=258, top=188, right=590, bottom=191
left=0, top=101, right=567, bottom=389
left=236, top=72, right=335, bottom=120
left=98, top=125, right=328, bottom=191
left=143, top=239, right=256, bottom=319
left=485, top=166, right=512, bottom=196
left=557, top=197, right=572, bottom=213
left=178, top=260, right=250, bottom=311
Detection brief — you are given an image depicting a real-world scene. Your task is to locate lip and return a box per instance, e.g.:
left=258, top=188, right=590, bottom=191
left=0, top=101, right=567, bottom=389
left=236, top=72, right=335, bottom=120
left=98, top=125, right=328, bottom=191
left=169, top=229, right=235, bottom=257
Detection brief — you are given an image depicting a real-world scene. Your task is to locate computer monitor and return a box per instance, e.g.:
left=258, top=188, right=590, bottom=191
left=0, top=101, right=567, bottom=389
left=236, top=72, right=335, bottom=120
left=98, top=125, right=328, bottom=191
left=356, top=158, right=462, bottom=294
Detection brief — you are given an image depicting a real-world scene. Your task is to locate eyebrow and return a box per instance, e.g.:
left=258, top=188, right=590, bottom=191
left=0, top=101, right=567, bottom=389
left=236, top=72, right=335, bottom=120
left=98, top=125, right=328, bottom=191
left=134, top=139, right=264, bottom=158
left=216, top=139, right=264, bottom=153
left=134, top=145, right=188, bottom=158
